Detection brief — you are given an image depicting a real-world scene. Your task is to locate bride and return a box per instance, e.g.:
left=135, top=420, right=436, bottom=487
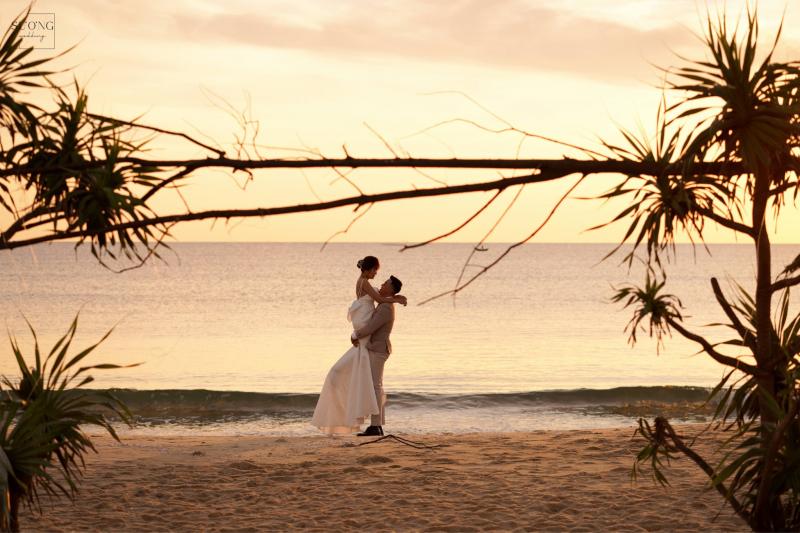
left=311, top=255, right=407, bottom=435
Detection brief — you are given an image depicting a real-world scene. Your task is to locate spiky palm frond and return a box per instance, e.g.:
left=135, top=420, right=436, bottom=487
left=0, top=7, right=71, bottom=215
left=0, top=8, right=68, bottom=139
left=781, top=253, right=800, bottom=276
left=611, top=271, right=683, bottom=353
left=0, top=10, right=173, bottom=268
left=632, top=417, right=682, bottom=487
left=596, top=8, right=800, bottom=271
left=0, top=312, right=137, bottom=530
left=5, top=78, right=171, bottom=265
left=592, top=98, right=738, bottom=267
left=667, top=9, right=800, bottom=192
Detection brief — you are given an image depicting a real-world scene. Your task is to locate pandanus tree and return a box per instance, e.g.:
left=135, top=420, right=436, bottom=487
left=601, top=12, right=800, bottom=531
left=0, top=13, right=173, bottom=268
left=0, top=315, right=133, bottom=532
left=0, top=15, right=137, bottom=532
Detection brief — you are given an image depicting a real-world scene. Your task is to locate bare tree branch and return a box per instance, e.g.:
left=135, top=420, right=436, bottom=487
left=87, top=112, right=225, bottom=157
left=400, top=190, right=504, bottom=251
left=0, top=156, right=757, bottom=180
left=413, top=90, right=608, bottom=158
left=655, top=418, right=748, bottom=523
left=437, top=130, right=536, bottom=303
left=697, top=207, right=755, bottom=237
left=0, top=170, right=564, bottom=250
left=299, top=169, right=323, bottom=203
left=330, top=167, right=365, bottom=196
left=771, top=275, right=800, bottom=293
left=769, top=180, right=799, bottom=197
left=0, top=205, right=55, bottom=243
left=665, top=316, right=760, bottom=375
left=418, top=172, right=586, bottom=305
left=140, top=167, right=194, bottom=203
left=711, top=277, right=758, bottom=353
left=403, top=116, right=608, bottom=159
left=450, top=183, right=528, bottom=303
left=320, top=203, right=373, bottom=251
left=365, top=122, right=448, bottom=187
left=95, top=221, right=179, bottom=274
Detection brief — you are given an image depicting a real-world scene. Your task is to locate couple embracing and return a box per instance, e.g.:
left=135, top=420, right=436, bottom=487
left=311, top=256, right=406, bottom=437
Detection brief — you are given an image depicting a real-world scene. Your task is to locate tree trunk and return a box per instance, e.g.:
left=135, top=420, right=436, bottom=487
left=753, top=167, right=773, bottom=371
left=752, top=166, right=784, bottom=530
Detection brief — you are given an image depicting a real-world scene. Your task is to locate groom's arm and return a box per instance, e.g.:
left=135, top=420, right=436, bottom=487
left=353, top=305, right=392, bottom=339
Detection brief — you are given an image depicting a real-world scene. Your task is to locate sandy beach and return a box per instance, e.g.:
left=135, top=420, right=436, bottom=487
left=21, top=425, right=746, bottom=532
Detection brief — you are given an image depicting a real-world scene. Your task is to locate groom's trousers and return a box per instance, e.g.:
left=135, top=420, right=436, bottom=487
left=368, top=350, right=390, bottom=426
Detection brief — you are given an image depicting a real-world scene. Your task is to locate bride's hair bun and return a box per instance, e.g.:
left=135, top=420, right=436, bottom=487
left=358, top=255, right=379, bottom=272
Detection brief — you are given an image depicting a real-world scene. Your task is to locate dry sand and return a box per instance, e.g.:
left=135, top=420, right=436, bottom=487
left=22, top=426, right=747, bottom=532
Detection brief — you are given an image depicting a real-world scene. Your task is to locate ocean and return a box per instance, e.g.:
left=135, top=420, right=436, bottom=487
left=1, top=242, right=794, bottom=435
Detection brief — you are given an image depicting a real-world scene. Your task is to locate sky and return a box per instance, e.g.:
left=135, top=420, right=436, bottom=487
left=2, top=0, right=800, bottom=244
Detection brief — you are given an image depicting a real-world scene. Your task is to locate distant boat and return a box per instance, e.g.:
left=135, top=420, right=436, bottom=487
left=474, top=245, right=489, bottom=252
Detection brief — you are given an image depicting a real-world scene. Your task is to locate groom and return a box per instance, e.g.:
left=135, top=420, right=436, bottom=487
left=350, top=275, right=403, bottom=437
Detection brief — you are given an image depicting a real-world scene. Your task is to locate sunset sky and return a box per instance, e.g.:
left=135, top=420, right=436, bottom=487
left=3, top=0, right=800, bottom=243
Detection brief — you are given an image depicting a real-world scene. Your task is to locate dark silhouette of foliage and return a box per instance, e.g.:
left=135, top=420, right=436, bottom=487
left=0, top=312, right=135, bottom=531
left=602, top=10, right=800, bottom=530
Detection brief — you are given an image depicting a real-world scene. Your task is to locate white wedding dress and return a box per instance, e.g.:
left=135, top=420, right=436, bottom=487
left=311, top=291, right=381, bottom=435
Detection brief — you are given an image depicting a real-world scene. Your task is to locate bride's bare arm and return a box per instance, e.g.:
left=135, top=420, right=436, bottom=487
left=362, top=280, right=407, bottom=305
